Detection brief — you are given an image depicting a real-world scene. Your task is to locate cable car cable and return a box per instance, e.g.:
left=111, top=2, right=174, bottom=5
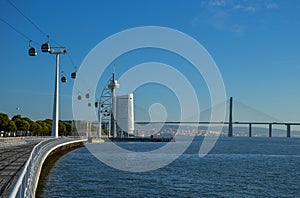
left=7, top=0, right=80, bottom=75
left=6, top=0, right=63, bottom=47
left=0, top=17, right=39, bottom=45
left=4, top=0, right=84, bottom=89
left=7, top=0, right=47, bottom=36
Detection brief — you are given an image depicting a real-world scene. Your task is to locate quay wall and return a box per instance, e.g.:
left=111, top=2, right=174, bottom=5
left=8, top=138, right=87, bottom=198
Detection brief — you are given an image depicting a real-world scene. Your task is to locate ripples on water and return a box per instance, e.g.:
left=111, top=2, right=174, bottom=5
left=38, top=137, right=300, bottom=197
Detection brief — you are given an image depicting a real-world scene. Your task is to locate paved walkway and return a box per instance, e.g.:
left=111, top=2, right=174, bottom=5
left=0, top=138, right=42, bottom=197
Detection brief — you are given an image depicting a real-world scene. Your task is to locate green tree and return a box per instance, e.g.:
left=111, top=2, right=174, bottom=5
left=59, top=121, right=67, bottom=136
left=37, top=120, right=51, bottom=136
left=12, top=114, right=21, bottom=121
left=23, top=117, right=33, bottom=123
left=64, top=121, right=73, bottom=136
left=30, top=122, right=42, bottom=135
left=23, top=117, right=34, bottom=135
left=58, top=121, right=73, bottom=136
left=45, top=123, right=52, bottom=135
left=0, top=113, right=10, bottom=132
left=23, top=117, right=33, bottom=126
left=6, top=120, right=17, bottom=133
left=44, top=119, right=52, bottom=125
left=15, top=118, right=30, bottom=132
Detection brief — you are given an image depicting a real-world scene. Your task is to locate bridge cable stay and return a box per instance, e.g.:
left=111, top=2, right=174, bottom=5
left=229, top=98, right=298, bottom=137
left=233, top=99, right=281, bottom=123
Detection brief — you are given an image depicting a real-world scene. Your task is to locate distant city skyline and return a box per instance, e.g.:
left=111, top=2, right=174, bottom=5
left=0, top=0, right=299, bottom=123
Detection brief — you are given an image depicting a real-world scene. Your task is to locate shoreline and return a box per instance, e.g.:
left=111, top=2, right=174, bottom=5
left=36, top=144, right=83, bottom=198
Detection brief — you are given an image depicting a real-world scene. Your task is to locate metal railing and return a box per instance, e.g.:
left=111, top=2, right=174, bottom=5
left=8, top=137, right=86, bottom=198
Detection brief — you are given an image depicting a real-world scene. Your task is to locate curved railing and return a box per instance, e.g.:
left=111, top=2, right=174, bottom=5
left=8, top=137, right=86, bottom=198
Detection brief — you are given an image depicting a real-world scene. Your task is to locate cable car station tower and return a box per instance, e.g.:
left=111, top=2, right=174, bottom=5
left=28, top=36, right=77, bottom=138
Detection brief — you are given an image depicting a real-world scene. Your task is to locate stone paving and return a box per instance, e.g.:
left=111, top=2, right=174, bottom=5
left=0, top=138, right=42, bottom=197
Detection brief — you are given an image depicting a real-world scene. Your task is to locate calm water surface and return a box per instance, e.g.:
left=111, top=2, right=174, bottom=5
left=38, top=137, right=300, bottom=197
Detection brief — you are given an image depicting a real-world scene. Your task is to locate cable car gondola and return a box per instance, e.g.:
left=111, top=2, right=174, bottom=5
left=41, top=35, right=51, bottom=53
left=28, top=47, right=37, bottom=56
left=61, top=76, right=67, bottom=83
left=41, top=43, right=50, bottom=52
left=71, top=72, right=76, bottom=79
left=28, top=40, right=37, bottom=56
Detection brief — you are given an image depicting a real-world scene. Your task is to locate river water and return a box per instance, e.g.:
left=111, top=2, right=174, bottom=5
left=38, top=137, right=300, bottom=197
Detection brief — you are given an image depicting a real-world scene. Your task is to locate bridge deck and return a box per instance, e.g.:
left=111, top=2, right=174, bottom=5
left=0, top=139, right=40, bottom=197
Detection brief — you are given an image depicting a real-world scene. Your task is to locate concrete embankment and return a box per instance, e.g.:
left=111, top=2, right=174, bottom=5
left=44, top=140, right=83, bottom=157
left=7, top=138, right=86, bottom=198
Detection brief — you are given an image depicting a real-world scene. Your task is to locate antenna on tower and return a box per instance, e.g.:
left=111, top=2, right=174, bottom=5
left=113, top=63, right=116, bottom=81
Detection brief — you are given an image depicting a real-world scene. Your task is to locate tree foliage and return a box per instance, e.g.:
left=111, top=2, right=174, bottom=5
left=30, top=122, right=42, bottom=134
left=0, top=112, right=75, bottom=137
left=6, top=120, right=17, bottom=132
left=15, top=118, right=30, bottom=131
left=37, top=121, right=51, bottom=136
left=0, top=113, right=10, bottom=131
left=12, top=114, right=21, bottom=121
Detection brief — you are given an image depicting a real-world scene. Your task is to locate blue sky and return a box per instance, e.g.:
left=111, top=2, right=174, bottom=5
left=0, top=0, right=299, bottom=122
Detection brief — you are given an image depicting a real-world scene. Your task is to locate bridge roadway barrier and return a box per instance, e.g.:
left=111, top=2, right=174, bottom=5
left=8, top=137, right=87, bottom=198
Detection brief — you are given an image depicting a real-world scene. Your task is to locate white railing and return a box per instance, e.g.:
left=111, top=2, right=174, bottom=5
left=8, top=137, right=86, bottom=198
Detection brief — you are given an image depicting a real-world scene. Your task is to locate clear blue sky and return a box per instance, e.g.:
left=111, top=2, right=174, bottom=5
left=0, top=0, right=299, bottom=122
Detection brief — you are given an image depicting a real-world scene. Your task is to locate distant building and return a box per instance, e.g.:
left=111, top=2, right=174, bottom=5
left=116, top=93, right=134, bottom=135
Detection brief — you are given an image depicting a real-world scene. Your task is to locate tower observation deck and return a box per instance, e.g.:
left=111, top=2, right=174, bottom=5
left=108, top=72, right=119, bottom=137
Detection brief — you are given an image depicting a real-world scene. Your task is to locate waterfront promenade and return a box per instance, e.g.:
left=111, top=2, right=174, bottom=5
left=0, top=137, right=86, bottom=198
left=0, top=137, right=44, bottom=197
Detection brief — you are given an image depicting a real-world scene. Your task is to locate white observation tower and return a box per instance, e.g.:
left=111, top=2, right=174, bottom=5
left=108, top=68, right=120, bottom=137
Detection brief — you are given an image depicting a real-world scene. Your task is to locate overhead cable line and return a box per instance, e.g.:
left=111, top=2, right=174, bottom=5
left=67, top=53, right=77, bottom=69
left=7, top=0, right=78, bottom=73
left=7, top=0, right=62, bottom=46
left=0, top=17, right=39, bottom=45
left=4, top=0, right=80, bottom=89
left=7, top=0, right=47, bottom=36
